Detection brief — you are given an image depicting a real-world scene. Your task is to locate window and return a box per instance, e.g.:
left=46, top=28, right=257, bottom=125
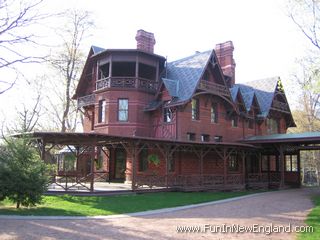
left=214, top=135, right=223, bottom=142
left=163, top=107, right=172, bottom=123
left=98, top=100, right=106, bottom=123
left=118, top=99, right=128, bottom=122
left=201, top=134, right=210, bottom=142
left=187, top=132, right=196, bottom=141
left=191, top=98, right=199, bottom=120
left=168, top=154, right=175, bottom=172
left=231, top=115, right=238, bottom=127
left=285, top=155, right=298, bottom=172
left=228, top=155, right=239, bottom=171
left=139, top=147, right=148, bottom=172
left=211, top=103, right=218, bottom=123
left=267, top=118, right=279, bottom=134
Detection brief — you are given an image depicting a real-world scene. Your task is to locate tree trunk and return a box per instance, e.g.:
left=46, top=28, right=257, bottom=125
left=16, top=201, right=20, bottom=209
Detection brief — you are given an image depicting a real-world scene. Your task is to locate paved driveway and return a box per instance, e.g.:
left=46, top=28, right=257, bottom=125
left=0, top=188, right=318, bottom=240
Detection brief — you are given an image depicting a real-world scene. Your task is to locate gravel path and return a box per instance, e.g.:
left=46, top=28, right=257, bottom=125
left=0, top=188, right=318, bottom=240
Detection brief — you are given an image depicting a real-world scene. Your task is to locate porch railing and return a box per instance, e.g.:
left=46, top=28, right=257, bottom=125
left=198, top=80, right=230, bottom=96
left=96, top=77, right=157, bottom=93
left=135, top=174, right=243, bottom=190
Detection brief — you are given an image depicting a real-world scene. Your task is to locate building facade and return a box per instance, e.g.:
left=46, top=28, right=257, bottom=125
left=72, top=30, right=299, bottom=190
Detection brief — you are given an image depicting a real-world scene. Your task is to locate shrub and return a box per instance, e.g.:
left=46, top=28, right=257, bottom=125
left=0, top=137, right=51, bottom=208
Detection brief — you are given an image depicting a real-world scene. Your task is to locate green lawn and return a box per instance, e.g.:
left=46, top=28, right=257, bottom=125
left=0, top=191, right=254, bottom=216
left=298, top=196, right=320, bottom=240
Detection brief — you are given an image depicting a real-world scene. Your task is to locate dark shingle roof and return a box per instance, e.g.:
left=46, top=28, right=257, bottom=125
left=244, top=132, right=320, bottom=144
left=165, top=50, right=212, bottom=105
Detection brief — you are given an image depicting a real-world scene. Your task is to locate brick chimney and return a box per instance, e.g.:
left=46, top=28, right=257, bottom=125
left=215, top=41, right=236, bottom=86
left=135, top=29, right=156, bottom=53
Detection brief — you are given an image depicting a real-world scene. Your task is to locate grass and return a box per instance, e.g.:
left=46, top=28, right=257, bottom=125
left=0, top=191, right=255, bottom=216
left=298, top=195, right=320, bottom=240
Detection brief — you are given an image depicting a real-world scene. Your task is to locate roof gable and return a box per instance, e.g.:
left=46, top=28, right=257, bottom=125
left=164, top=50, right=212, bottom=104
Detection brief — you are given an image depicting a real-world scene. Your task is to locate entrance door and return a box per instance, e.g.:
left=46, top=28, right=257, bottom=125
left=115, top=149, right=126, bottom=180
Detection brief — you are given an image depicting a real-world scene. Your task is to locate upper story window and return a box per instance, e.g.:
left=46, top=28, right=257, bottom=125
left=163, top=106, right=172, bottom=123
left=267, top=118, right=279, bottom=134
left=211, top=103, right=218, bottom=123
left=98, top=99, right=106, bottom=123
left=118, top=99, right=128, bottom=122
left=201, top=134, right=210, bottom=142
left=187, top=132, right=196, bottom=141
left=231, top=115, right=238, bottom=127
left=191, top=98, right=199, bottom=120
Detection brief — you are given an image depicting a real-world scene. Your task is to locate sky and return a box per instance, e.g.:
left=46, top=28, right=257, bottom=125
left=0, top=0, right=311, bottom=129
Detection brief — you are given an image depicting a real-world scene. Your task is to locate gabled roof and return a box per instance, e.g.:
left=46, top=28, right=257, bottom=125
left=237, top=77, right=279, bottom=117
left=164, top=50, right=212, bottom=105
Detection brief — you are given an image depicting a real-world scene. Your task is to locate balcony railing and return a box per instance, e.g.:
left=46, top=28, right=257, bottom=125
left=198, top=79, right=230, bottom=96
left=272, top=100, right=290, bottom=112
left=77, top=94, right=95, bottom=108
left=96, top=77, right=157, bottom=93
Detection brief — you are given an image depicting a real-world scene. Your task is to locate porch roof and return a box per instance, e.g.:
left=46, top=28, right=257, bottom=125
left=243, top=132, right=320, bottom=144
left=18, top=132, right=257, bottom=149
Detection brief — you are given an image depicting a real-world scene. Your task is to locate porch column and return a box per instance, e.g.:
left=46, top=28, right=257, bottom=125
left=131, top=144, right=137, bottom=191
left=90, top=145, right=95, bottom=192
left=200, top=149, right=204, bottom=186
left=241, top=151, right=245, bottom=185
left=297, top=150, right=301, bottom=187
left=223, top=147, right=227, bottom=186
left=279, top=145, right=285, bottom=188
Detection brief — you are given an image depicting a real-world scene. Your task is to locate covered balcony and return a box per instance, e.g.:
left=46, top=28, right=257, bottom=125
left=198, top=79, right=230, bottom=96
left=95, top=60, right=159, bottom=94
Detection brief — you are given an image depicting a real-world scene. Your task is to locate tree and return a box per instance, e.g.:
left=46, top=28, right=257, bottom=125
left=288, top=0, right=320, bottom=51
left=0, top=136, right=50, bottom=208
left=289, top=56, right=320, bottom=132
left=0, top=0, right=47, bottom=94
left=48, top=9, right=94, bottom=132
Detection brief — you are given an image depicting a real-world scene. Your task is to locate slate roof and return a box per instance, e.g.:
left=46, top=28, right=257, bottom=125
left=163, top=50, right=212, bottom=105
left=230, top=77, right=280, bottom=117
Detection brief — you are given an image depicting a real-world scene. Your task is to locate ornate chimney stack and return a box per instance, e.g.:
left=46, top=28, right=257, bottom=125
left=215, top=41, right=236, bottom=86
left=135, top=29, right=156, bottom=53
